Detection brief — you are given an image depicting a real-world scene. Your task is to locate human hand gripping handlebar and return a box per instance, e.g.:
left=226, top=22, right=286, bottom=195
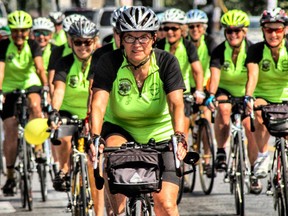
left=92, top=135, right=105, bottom=190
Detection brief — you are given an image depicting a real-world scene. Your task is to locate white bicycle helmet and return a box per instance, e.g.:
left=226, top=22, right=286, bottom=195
left=63, top=14, right=88, bottom=32
left=68, top=19, right=99, bottom=39
left=110, top=6, right=130, bottom=28
left=32, top=17, right=55, bottom=32
left=186, top=9, right=208, bottom=24
left=49, top=11, right=65, bottom=24
left=116, top=6, right=160, bottom=32
left=162, top=8, right=186, bottom=25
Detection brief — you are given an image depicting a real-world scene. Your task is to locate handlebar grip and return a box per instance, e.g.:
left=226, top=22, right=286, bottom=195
left=250, top=100, right=255, bottom=132
left=171, top=135, right=182, bottom=177
left=50, top=116, right=59, bottom=139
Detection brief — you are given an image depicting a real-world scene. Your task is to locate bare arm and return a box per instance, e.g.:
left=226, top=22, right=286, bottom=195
left=90, top=88, right=110, bottom=135
left=48, top=69, right=55, bottom=95
left=34, top=56, right=48, bottom=86
left=0, top=61, right=5, bottom=89
left=245, top=63, right=259, bottom=97
left=191, top=60, right=204, bottom=91
left=208, top=66, right=221, bottom=95
left=51, top=80, right=66, bottom=110
left=87, top=79, right=94, bottom=114
left=167, top=89, right=186, bottom=160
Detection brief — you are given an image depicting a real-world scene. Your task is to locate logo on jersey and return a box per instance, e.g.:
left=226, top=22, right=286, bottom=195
left=282, top=60, right=288, bottom=72
left=149, top=83, right=160, bottom=99
left=69, top=75, right=79, bottom=88
left=6, top=53, right=15, bottom=62
left=261, top=59, right=270, bottom=72
left=118, top=78, right=132, bottom=96
left=223, top=61, right=230, bottom=71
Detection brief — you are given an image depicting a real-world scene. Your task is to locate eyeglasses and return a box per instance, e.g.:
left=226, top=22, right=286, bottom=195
left=188, top=24, right=201, bottom=29
left=158, top=27, right=164, bottom=31
left=123, top=35, right=152, bottom=44
left=225, top=28, right=242, bottom=35
left=73, top=40, right=94, bottom=47
left=264, top=27, right=285, bottom=34
left=163, top=26, right=180, bottom=32
left=34, top=30, right=51, bottom=37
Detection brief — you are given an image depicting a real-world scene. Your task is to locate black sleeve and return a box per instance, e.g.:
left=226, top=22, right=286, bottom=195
left=210, top=42, right=225, bottom=69
left=48, top=45, right=65, bottom=71
left=92, top=49, right=123, bottom=92
left=0, top=39, right=10, bottom=62
left=28, top=39, right=42, bottom=58
left=53, top=54, right=74, bottom=83
left=183, top=38, right=199, bottom=63
left=155, top=49, right=186, bottom=94
left=155, top=38, right=166, bottom=50
left=88, top=43, right=114, bottom=80
left=245, top=42, right=264, bottom=65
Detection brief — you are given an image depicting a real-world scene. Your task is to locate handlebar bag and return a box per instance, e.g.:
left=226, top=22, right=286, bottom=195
left=106, top=148, right=164, bottom=197
left=261, top=104, right=288, bottom=137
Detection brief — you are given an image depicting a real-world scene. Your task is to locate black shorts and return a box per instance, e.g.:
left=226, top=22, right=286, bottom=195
left=101, top=122, right=179, bottom=185
left=1, top=86, right=42, bottom=120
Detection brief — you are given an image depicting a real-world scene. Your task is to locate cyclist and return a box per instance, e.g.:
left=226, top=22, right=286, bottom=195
left=89, top=6, right=187, bottom=216
left=156, top=12, right=166, bottom=40
left=47, top=14, right=88, bottom=95
left=48, top=11, right=67, bottom=46
left=0, top=10, right=48, bottom=196
left=156, top=8, right=205, bottom=142
left=185, top=9, right=217, bottom=176
left=245, top=8, right=288, bottom=187
left=205, top=10, right=262, bottom=193
left=47, top=19, right=103, bottom=215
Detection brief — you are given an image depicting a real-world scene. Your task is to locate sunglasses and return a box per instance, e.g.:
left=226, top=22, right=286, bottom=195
left=34, top=30, right=51, bottom=37
left=264, top=27, right=285, bottom=34
left=163, top=26, right=180, bottom=32
left=188, top=24, right=201, bottom=29
left=73, top=40, right=94, bottom=47
left=225, top=28, right=242, bottom=34
left=11, top=29, right=29, bottom=34
left=123, top=35, right=151, bottom=44
left=158, top=27, right=165, bottom=31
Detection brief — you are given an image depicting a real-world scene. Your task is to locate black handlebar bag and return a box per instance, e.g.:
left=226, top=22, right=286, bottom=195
left=106, top=148, right=164, bottom=197
left=261, top=104, right=288, bottom=137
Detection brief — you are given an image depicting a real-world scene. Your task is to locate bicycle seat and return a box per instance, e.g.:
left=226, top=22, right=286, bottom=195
left=183, top=151, right=200, bottom=165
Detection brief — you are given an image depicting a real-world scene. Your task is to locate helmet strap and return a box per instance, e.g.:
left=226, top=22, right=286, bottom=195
left=122, top=50, right=152, bottom=70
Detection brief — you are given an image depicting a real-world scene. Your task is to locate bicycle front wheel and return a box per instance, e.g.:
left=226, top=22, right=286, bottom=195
left=279, top=138, right=288, bottom=216
left=234, top=131, right=245, bottom=216
left=37, top=162, right=47, bottom=202
left=197, top=118, right=215, bottom=195
left=127, top=195, right=152, bottom=216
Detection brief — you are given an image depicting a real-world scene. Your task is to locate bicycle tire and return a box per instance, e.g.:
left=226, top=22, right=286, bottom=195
left=26, top=143, right=33, bottom=211
left=127, top=194, right=152, bottom=216
left=37, top=163, right=47, bottom=202
left=176, top=161, right=184, bottom=204
left=279, top=138, right=288, bottom=216
left=185, top=127, right=196, bottom=193
left=197, top=118, right=215, bottom=195
left=71, top=161, right=80, bottom=216
left=234, top=131, right=244, bottom=216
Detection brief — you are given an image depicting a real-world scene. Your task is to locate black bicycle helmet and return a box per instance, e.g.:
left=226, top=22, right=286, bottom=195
left=116, top=6, right=160, bottom=33
left=68, top=19, right=99, bottom=39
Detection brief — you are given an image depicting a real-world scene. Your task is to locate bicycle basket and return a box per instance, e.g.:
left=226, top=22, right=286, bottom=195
left=261, top=104, right=288, bottom=137
left=106, top=148, right=164, bottom=197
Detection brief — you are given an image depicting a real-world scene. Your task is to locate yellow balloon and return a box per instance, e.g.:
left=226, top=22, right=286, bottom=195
left=24, top=118, right=50, bottom=145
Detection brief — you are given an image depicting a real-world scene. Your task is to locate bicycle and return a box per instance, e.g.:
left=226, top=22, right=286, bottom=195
left=51, top=116, right=94, bottom=216
left=184, top=95, right=215, bottom=195
left=257, top=103, right=288, bottom=216
left=95, top=135, right=198, bottom=216
left=14, top=89, right=35, bottom=211
left=218, top=95, right=251, bottom=216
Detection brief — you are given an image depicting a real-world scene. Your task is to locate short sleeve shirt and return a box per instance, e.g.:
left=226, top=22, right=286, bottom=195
left=92, top=48, right=185, bottom=143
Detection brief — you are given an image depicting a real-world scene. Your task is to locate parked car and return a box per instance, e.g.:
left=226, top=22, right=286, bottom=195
left=64, top=6, right=116, bottom=45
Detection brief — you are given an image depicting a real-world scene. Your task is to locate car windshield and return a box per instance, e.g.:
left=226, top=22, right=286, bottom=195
left=100, top=11, right=113, bottom=26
